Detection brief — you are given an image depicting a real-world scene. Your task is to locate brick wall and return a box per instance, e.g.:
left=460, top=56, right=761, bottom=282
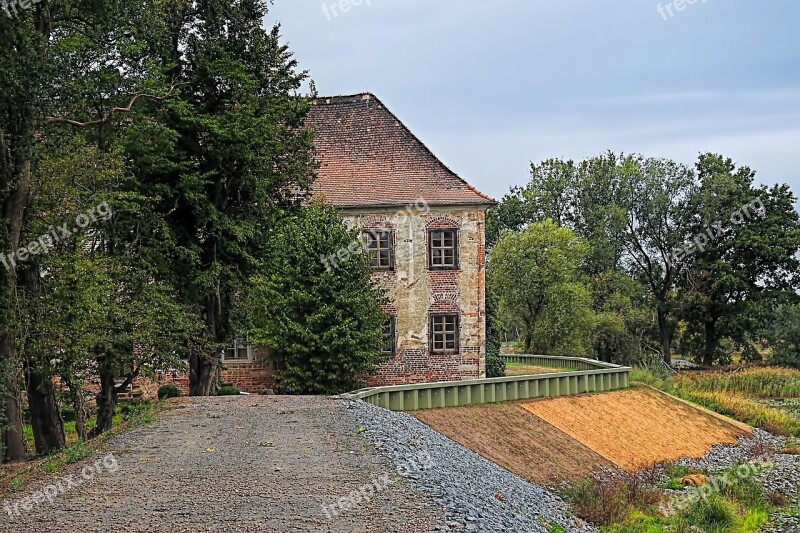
left=346, top=205, right=488, bottom=386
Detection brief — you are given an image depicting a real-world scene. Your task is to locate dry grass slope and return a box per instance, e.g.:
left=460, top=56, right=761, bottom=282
left=414, top=402, right=615, bottom=486
left=521, top=386, right=751, bottom=470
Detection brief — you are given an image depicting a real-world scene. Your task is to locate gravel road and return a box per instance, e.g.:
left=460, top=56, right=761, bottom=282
left=3, top=396, right=440, bottom=533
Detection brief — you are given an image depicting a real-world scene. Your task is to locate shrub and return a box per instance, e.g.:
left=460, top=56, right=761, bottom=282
left=679, top=493, right=737, bottom=531
left=157, top=384, right=180, bottom=400
left=486, top=354, right=506, bottom=378
left=560, top=469, right=661, bottom=526
left=217, top=385, right=240, bottom=396
left=244, top=202, right=388, bottom=394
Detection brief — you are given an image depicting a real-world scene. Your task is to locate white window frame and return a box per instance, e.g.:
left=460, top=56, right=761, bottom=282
left=222, top=338, right=252, bottom=363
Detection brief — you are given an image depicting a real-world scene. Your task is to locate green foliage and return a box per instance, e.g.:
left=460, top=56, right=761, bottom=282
left=217, top=386, right=241, bottom=396
left=679, top=154, right=800, bottom=366
left=244, top=202, right=388, bottom=395
left=157, top=385, right=180, bottom=400
left=489, top=220, right=593, bottom=355
left=485, top=354, right=506, bottom=378
left=767, top=305, right=800, bottom=368
left=62, top=441, right=92, bottom=465
left=681, top=494, right=737, bottom=531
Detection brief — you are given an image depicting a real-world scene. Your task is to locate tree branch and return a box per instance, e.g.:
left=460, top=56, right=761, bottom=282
left=46, top=84, right=177, bottom=128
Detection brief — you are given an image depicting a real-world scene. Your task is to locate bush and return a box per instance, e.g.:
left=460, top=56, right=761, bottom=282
left=486, top=354, right=506, bottom=378
left=157, top=384, right=180, bottom=400
left=679, top=493, right=737, bottom=531
left=217, top=385, right=240, bottom=396
left=560, top=469, right=661, bottom=526
left=244, top=202, right=388, bottom=394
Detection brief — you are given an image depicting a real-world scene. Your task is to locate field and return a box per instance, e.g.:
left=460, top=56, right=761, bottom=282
left=634, top=366, right=800, bottom=436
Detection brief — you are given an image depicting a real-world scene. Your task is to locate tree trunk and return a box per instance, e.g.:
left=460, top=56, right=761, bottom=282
left=25, top=365, right=65, bottom=455
left=523, top=329, right=534, bottom=354
left=1, top=348, right=26, bottom=462
left=91, top=368, right=116, bottom=438
left=190, top=293, right=220, bottom=396
left=702, top=321, right=720, bottom=367
left=21, top=266, right=65, bottom=455
left=189, top=353, right=217, bottom=396
left=63, top=377, right=89, bottom=441
left=1, top=158, right=32, bottom=462
left=657, top=306, right=672, bottom=364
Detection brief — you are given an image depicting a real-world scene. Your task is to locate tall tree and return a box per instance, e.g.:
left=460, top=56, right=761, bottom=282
left=128, top=0, right=317, bottom=395
left=680, top=154, right=800, bottom=365
left=615, top=156, right=696, bottom=363
left=488, top=220, right=593, bottom=355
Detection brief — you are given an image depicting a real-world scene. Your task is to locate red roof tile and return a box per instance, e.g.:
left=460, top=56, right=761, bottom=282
left=306, top=93, right=494, bottom=208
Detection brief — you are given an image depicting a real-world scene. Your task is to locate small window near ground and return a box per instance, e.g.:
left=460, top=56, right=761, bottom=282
left=365, top=229, right=394, bottom=270
left=428, top=229, right=458, bottom=270
left=223, top=338, right=251, bottom=362
left=430, top=314, right=459, bottom=355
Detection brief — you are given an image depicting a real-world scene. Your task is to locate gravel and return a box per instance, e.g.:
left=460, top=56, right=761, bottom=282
left=4, top=396, right=441, bottom=533
left=344, top=399, right=596, bottom=533
left=671, top=427, right=800, bottom=532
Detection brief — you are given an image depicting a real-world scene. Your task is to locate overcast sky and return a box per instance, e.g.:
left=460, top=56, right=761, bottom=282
left=268, top=0, right=800, bottom=202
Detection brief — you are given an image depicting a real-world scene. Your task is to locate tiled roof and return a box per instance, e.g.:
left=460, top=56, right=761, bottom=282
left=306, top=93, right=494, bottom=208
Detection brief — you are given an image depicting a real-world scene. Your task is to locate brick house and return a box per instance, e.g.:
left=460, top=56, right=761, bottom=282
left=168, top=93, right=493, bottom=393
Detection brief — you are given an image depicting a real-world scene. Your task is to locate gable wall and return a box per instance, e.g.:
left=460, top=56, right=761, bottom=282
left=343, top=204, right=488, bottom=385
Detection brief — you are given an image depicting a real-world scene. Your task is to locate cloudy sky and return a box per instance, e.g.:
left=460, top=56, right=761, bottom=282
left=269, top=0, right=800, bottom=202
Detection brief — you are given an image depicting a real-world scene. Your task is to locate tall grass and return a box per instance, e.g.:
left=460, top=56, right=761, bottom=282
left=630, top=367, right=800, bottom=436
left=680, top=390, right=800, bottom=437
left=674, top=368, right=800, bottom=398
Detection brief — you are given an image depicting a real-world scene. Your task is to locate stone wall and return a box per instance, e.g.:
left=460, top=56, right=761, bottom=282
left=344, top=204, right=488, bottom=385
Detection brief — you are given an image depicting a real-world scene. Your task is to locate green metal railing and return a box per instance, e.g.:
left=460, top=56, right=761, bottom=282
left=343, top=355, right=630, bottom=411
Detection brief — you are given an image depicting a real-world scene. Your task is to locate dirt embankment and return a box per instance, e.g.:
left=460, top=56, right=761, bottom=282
left=414, top=402, right=614, bottom=486
left=415, top=386, right=752, bottom=484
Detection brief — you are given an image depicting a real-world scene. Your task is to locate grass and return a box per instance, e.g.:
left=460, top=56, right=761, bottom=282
left=568, top=460, right=776, bottom=532
left=630, top=366, right=800, bottom=437
left=675, top=368, right=800, bottom=399
left=680, top=390, right=800, bottom=437
left=505, top=362, right=582, bottom=374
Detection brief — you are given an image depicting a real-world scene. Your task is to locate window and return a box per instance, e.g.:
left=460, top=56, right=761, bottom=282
left=364, top=229, right=394, bottom=270
left=223, top=338, right=251, bottom=362
left=429, top=314, right=459, bottom=355
left=428, top=229, right=458, bottom=270
left=381, top=314, right=397, bottom=357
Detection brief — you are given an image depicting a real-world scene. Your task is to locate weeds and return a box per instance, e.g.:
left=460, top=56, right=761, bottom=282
left=681, top=390, right=800, bottom=436
left=62, top=441, right=92, bottom=464
left=674, top=368, right=800, bottom=399
left=559, top=469, right=661, bottom=526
